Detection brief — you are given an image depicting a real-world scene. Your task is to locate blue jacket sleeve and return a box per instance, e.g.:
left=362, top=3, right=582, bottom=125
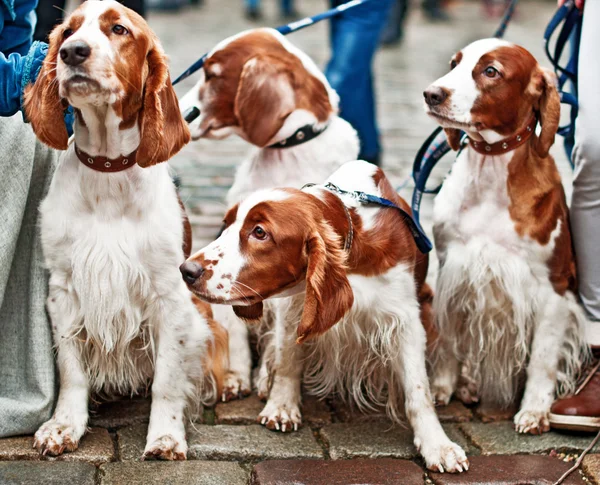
left=0, top=40, right=46, bottom=116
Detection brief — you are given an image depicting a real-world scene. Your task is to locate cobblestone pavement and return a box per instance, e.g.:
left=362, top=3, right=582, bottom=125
left=2, top=1, right=597, bottom=484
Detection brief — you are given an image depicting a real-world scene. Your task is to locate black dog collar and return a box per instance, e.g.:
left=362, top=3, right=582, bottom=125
left=266, top=124, right=329, bottom=149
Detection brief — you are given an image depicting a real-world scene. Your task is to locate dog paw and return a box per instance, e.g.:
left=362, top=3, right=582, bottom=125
left=421, top=439, right=469, bottom=474
left=258, top=401, right=302, bottom=433
left=33, top=420, right=83, bottom=456
left=221, top=370, right=252, bottom=402
left=143, top=435, right=187, bottom=461
left=431, top=385, right=453, bottom=407
left=255, top=373, right=270, bottom=401
left=455, top=375, right=479, bottom=405
left=514, top=409, right=550, bottom=435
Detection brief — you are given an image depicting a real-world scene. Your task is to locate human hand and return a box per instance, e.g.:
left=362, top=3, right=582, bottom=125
left=558, top=0, right=584, bottom=10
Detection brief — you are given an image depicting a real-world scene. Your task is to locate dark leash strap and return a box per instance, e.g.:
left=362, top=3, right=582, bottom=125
left=172, top=0, right=374, bottom=86
left=321, top=182, right=433, bottom=254
left=544, top=0, right=582, bottom=166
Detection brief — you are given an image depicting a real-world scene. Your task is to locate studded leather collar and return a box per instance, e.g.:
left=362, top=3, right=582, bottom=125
left=266, top=124, right=329, bottom=149
left=469, top=116, right=537, bottom=156
left=75, top=146, right=137, bottom=173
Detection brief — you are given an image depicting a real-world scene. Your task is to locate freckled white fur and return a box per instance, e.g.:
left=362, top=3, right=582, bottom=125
left=195, top=162, right=469, bottom=472
left=180, top=31, right=360, bottom=400
left=202, top=190, right=291, bottom=301
left=34, top=1, right=216, bottom=460
left=430, top=146, right=588, bottom=434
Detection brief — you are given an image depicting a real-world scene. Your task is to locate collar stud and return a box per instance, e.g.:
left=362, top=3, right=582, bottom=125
left=468, top=115, right=537, bottom=156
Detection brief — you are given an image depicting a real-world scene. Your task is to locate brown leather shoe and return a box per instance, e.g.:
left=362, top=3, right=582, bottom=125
left=549, top=358, right=600, bottom=432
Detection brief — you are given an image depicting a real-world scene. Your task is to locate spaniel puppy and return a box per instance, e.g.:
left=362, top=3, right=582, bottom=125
left=181, top=161, right=469, bottom=473
left=423, top=39, right=589, bottom=434
left=24, top=1, right=227, bottom=459
left=179, top=28, right=359, bottom=400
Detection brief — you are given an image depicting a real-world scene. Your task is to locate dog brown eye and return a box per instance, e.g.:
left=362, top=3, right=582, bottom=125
left=450, top=59, right=457, bottom=70
left=485, top=66, right=499, bottom=78
left=112, top=24, right=128, bottom=35
left=63, top=28, right=73, bottom=39
left=252, top=226, right=267, bottom=240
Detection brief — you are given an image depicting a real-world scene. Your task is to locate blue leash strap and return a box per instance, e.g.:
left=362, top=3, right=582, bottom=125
left=543, top=0, right=582, bottom=165
left=172, top=0, right=372, bottom=86
left=324, top=182, right=433, bottom=254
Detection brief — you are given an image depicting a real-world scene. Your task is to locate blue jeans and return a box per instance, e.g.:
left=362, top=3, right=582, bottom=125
left=245, top=0, right=293, bottom=14
left=326, top=0, right=394, bottom=162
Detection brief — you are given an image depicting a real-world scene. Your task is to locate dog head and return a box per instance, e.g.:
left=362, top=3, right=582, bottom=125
left=178, top=28, right=338, bottom=147
left=180, top=188, right=353, bottom=343
left=423, top=38, right=560, bottom=156
left=25, top=0, right=189, bottom=166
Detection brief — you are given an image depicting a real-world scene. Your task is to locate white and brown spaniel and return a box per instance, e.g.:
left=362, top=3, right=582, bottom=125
left=24, top=1, right=227, bottom=459
left=180, top=160, right=469, bottom=473
left=423, top=39, right=589, bottom=434
left=179, top=28, right=359, bottom=400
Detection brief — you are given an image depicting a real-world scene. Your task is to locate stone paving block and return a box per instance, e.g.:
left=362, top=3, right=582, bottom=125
left=474, top=404, right=517, bottom=423
left=251, top=458, right=425, bottom=485
left=119, top=423, right=324, bottom=461
left=90, top=397, right=151, bottom=429
left=187, top=425, right=324, bottom=461
left=436, top=401, right=474, bottom=423
left=328, top=397, right=387, bottom=423
left=0, top=462, right=97, bottom=485
left=460, top=422, right=600, bottom=455
left=302, top=396, right=332, bottom=428
left=429, top=455, right=585, bottom=485
left=117, top=424, right=147, bottom=461
left=0, top=428, right=114, bottom=465
left=215, top=394, right=264, bottom=425
left=100, top=461, right=248, bottom=485
left=320, top=420, right=473, bottom=460
left=582, top=454, right=600, bottom=484
left=215, top=394, right=332, bottom=428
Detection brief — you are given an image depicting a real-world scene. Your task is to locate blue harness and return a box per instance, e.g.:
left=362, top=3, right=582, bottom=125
left=320, top=182, right=433, bottom=254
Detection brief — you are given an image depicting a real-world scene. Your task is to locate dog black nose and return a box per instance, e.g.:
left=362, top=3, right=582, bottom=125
left=423, top=86, right=448, bottom=107
left=59, top=41, right=91, bottom=66
left=180, top=261, right=205, bottom=285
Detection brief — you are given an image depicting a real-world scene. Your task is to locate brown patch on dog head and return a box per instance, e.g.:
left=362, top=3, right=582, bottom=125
left=196, top=30, right=333, bottom=146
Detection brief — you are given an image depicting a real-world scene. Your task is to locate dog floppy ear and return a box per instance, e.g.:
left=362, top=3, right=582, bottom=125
left=233, top=302, right=264, bottom=322
left=532, top=68, right=560, bottom=158
left=444, top=128, right=462, bottom=151
left=24, top=28, right=69, bottom=150
left=296, top=223, right=354, bottom=344
left=234, top=55, right=296, bottom=148
left=137, top=43, right=190, bottom=167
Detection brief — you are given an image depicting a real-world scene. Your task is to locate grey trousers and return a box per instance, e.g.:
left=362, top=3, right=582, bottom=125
left=571, top=0, right=600, bottom=345
left=0, top=115, right=58, bottom=437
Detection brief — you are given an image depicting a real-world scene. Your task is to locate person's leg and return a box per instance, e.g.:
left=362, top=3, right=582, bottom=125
left=571, top=1, right=600, bottom=344
left=422, top=0, right=449, bottom=21
left=0, top=116, right=58, bottom=438
left=33, top=1, right=66, bottom=42
left=381, top=0, right=409, bottom=46
left=325, top=0, right=394, bottom=165
left=280, top=0, right=294, bottom=17
left=549, top=2, right=600, bottom=432
left=245, top=0, right=261, bottom=20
